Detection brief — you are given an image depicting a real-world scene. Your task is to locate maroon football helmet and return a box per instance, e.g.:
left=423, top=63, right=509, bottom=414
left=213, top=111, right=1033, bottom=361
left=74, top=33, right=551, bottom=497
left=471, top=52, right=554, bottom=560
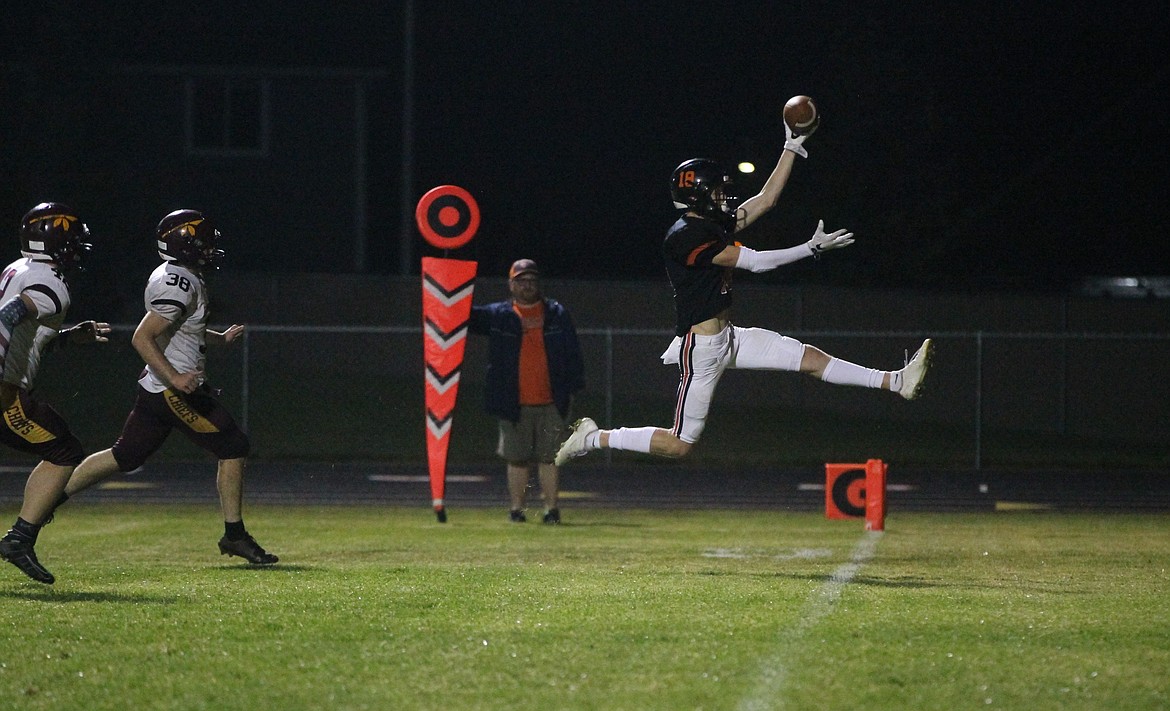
left=20, top=202, right=93, bottom=268
left=156, top=209, right=224, bottom=269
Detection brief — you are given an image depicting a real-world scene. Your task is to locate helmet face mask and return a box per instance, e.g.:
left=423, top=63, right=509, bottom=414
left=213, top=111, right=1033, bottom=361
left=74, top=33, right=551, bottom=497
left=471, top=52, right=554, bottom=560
left=155, top=209, right=224, bottom=269
left=711, top=186, right=741, bottom=220
left=670, top=159, right=738, bottom=231
left=20, top=202, right=93, bottom=269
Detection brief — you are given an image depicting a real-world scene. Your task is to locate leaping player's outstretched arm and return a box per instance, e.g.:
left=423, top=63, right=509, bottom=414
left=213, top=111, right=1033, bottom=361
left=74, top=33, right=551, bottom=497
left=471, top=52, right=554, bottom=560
left=735, top=111, right=819, bottom=231
left=714, top=112, right=852, bottom=272
left=718, top=219, right=855, bottom=274
left=736, top=150, right=798, bottom=231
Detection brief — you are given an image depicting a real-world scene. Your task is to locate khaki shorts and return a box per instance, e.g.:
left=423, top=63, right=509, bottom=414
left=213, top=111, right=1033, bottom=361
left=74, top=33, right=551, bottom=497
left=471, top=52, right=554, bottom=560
left=497, top=404, right=567, bottom=464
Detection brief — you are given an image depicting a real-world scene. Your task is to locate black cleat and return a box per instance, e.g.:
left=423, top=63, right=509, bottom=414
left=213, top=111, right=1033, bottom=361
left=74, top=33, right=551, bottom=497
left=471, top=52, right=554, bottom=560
left=509, top=509, right=527, bottom=523
left=217, top=534, right=279, bottom=565
left=542, top=508, right=561, bottom=525
left=0, top=532, right=55, bottom=584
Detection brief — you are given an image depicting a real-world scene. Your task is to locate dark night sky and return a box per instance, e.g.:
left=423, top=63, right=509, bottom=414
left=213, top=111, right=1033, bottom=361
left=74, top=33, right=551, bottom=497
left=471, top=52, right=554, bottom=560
left=3, top=1, right=1167, bottom=291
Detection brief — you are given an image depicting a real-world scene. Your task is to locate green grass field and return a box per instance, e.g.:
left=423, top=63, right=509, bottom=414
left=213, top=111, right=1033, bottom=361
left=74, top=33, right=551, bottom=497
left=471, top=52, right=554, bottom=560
left=1, top=505, right=1167, bottom=710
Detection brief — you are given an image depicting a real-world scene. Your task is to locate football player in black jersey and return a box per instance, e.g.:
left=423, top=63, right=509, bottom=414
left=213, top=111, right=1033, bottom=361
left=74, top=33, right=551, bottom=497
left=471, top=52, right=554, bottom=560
left=556, top=115, right=932, bottom=465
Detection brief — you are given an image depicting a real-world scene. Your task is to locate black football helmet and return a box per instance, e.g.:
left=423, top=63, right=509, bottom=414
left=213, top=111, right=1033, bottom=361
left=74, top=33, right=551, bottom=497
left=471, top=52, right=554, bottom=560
left=156, top=209, right=224, bottom=269
left=20, top=202, right=93, bottom=268
left=670, top=158, right=738, bottom=230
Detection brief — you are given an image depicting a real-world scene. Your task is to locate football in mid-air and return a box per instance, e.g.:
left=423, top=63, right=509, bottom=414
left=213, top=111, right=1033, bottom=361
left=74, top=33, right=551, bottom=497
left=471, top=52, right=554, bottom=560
left=783, top=95, right=818, bottom=135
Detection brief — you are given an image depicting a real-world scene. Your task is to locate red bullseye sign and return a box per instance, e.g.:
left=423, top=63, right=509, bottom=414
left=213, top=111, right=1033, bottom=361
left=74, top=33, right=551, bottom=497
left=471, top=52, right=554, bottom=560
left=830, top=467, right=867, bottom=517
left=824, top=460, right=888, bottom=529
left=415, top=185, right=480, bottom=249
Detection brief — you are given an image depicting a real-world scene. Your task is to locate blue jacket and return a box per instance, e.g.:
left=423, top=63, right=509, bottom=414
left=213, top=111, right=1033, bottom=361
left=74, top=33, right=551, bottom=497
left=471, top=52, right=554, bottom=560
left=468, top=298, right=585, bottom=423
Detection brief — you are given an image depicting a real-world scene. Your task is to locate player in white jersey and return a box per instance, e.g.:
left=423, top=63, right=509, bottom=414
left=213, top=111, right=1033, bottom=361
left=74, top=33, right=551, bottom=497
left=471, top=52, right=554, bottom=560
left=60, top=209, right=278, bottom=566
left=0, top=203, right=111, bottom=584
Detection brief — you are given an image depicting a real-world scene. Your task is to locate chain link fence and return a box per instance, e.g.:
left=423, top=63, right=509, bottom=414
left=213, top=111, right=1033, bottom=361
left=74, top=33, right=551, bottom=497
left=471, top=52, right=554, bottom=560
left=29, top=324, right=1165, bottom=471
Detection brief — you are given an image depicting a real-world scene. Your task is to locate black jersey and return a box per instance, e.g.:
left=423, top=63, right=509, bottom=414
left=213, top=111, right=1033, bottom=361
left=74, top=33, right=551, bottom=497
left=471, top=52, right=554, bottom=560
left=662, top=215, right=735, bottom=336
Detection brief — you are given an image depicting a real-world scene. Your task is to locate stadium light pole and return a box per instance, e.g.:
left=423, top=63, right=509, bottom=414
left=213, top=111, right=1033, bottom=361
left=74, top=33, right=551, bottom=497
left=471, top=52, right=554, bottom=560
left=354, top=76, right=368, bottom=272
left=399, top=0, right=416, bottom=275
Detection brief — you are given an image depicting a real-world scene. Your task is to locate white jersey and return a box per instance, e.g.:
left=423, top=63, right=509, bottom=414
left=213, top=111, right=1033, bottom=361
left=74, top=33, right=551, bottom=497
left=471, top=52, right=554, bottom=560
left=0, top=258, right=71, bottom=388
left=139, top=262, right=209, bottom=394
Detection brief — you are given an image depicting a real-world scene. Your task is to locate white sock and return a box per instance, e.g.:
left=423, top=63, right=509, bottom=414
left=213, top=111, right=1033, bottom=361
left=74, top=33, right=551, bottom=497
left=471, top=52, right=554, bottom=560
left=604, top=427, right=656, bottom=454
left=822, top=357, right=887, bottom=389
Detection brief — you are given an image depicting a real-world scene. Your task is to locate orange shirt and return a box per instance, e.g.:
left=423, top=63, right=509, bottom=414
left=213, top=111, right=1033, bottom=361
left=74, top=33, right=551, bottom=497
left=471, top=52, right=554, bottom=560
left=513, top=301, right=553, bottom=406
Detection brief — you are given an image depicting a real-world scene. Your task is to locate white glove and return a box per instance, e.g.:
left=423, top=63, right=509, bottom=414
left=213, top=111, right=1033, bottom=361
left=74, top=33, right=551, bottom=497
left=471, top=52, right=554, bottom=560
left=783, top=115, right=819, bottom=158
left=806, top=219, right=854, bottom=256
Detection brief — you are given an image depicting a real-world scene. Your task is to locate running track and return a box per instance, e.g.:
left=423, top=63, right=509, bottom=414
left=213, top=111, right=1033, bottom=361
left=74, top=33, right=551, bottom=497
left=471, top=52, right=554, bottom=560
left=3, top=462, right=1167, bottom=514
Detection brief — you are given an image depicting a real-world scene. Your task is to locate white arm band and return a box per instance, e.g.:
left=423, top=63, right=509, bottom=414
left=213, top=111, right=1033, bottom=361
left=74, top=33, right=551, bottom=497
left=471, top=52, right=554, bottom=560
left=734, top=245, right=814, bottom=273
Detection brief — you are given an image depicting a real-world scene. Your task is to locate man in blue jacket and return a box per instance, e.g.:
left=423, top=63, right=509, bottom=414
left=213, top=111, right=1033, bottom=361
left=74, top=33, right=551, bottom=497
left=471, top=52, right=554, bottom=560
left=468, top=259, right=585, bottom=523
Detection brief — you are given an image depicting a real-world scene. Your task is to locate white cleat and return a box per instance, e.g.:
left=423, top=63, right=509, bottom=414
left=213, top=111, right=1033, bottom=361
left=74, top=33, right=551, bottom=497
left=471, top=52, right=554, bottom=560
left=898, top=338, right=934, bottom=400
left=554, top=417, right=599, bottom=466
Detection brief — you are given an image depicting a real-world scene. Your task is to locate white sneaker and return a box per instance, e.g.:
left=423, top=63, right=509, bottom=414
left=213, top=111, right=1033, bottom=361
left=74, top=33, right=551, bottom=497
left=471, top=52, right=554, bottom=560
left=554, top=417, right=599, bottom=466
left=898, top=338, right=934, bottom=400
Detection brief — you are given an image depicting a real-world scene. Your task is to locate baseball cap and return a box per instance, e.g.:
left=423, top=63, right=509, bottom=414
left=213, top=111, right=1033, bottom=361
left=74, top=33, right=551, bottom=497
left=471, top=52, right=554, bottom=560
left=509, top=259, right=540, bottom=279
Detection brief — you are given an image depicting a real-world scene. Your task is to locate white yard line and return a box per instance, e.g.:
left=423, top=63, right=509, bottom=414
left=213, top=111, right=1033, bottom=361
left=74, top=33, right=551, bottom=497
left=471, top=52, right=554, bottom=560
left=737, top=530, right=883, bottom=711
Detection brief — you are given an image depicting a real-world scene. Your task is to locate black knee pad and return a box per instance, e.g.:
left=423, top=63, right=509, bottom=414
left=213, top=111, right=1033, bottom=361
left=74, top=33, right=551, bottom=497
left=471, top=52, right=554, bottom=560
left=43, top=435, right=85, bottom=467
left=110, top=441, right=149, bottom=473
left=212, top=429, right=250, bottom=460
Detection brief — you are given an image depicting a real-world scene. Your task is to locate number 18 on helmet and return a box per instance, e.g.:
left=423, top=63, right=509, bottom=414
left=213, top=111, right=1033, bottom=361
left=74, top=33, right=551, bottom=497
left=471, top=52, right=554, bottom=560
left=669, top=159, right=739, bottom=230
